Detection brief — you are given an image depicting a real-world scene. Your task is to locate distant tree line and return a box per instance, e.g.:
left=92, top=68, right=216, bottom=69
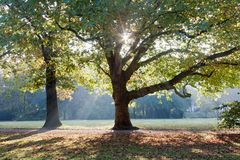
left=3, top=78, right=237, bottom=122
left=130, top=94, right=190, bottom=119
left=0, top=86, right=193, bottom=121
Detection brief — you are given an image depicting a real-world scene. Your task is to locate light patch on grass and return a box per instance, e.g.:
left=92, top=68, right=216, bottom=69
left=0, top=118, right=218, bottom=130
left=192, top=148, right=203, bottom=154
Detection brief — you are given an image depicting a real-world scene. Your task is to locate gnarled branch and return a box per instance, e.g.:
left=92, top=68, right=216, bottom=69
left=128, top=47, right=239, bottom=99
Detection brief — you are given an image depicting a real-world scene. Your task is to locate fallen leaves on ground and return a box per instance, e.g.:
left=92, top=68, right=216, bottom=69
left=0, top=129, right=239, bottom=160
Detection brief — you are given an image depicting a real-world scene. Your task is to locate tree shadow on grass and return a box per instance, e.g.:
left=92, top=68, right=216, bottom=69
left=0, top=130, right=239, bottom=160
left=0, top=129, right=51, bottom=143
left=82, top=131, right=240, bottom=160
left=216, top=133, right=240, bottom=144
left=0, top=137, right=64, bottom=159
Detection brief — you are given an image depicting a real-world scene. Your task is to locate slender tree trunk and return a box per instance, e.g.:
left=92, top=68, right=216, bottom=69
left=112, top=80, right=138, bottom=130
left=23, top=93, right=26, bottom=113
left=63, top=108, right=66, bottom=120
left=132, top=107, right=136, bottom=119
left=42, top=63, right=62, bottom=129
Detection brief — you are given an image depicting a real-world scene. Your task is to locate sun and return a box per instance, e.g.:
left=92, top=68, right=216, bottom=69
left=119, top=32, right=134, bottom=56
left=121, top=32, right=132, bottom=44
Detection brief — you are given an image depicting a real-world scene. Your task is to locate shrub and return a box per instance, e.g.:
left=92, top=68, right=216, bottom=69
left=216, top=101, right=240, bottom=128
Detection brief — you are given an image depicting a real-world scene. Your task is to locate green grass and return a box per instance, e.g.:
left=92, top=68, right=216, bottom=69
left=0, top=118, right=218, bottom=130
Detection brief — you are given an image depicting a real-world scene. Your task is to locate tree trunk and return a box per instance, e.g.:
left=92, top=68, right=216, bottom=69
left=112, top=81, right=138, bottom=130
left=42, top=64, right=62, bottom=129
left=132, top=107, right=136, bottom=119
left=113, top=100, right=133, bottom=130
left=63, top=108, right=66, bottom=120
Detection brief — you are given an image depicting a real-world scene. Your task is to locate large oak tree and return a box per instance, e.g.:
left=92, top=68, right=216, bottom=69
left=59, top=0, right=240, bottom=130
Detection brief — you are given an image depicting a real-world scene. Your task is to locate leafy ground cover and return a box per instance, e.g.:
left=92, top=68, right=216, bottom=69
left=0, top=129, right=239, bottom=160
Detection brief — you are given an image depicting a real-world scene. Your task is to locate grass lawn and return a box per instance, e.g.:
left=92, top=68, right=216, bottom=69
left=1, top=119, right=239, bottom=160
left=0, top=129, right=239, bottom=160
left=0, top=118, right=218, bottom=130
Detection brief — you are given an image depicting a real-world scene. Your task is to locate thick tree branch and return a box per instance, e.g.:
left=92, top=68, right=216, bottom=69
left=98, top=64, right=110, bottom=77
left=206, top=47, right=239, bottom=60
left=124, top=31, right=173, bottom=79
left=128, top=47, right=240, bottom=99
left=105, top=51, right=115, bottom=76
left=113, top=42, right=123, bottom=75
left=120, top=7, right=187, bottom=68
left=126, top=14, right=233, bottom=66
left=122, top=37, right=140, bottom=65
left=138, top=49, right=187, bottom=67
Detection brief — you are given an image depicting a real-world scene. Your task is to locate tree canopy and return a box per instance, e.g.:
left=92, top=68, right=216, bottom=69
left=0, top=0, right=239, bottom=129
left=55, top=0, right=240, bottom=129
left=57, top=0, right=240, bottom=93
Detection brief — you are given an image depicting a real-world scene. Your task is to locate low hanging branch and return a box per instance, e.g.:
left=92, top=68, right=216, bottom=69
left=128, top=47, right=240, bottom=99
left=124, top=48, right=196, bottom=81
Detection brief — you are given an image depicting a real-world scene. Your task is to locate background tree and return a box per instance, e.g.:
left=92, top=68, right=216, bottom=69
left=0, top=0, right=81, bottom=128
left=58, top=0, right=240, bottom=130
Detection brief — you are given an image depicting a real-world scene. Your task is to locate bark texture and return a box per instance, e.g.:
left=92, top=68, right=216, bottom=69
left=112, top=93, right=134, bottom=130
left=42, top=47, right=61, bottom=129
left=111, top=75, right=138, bottom=130
left=42, top=63, right=62, bottom=128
